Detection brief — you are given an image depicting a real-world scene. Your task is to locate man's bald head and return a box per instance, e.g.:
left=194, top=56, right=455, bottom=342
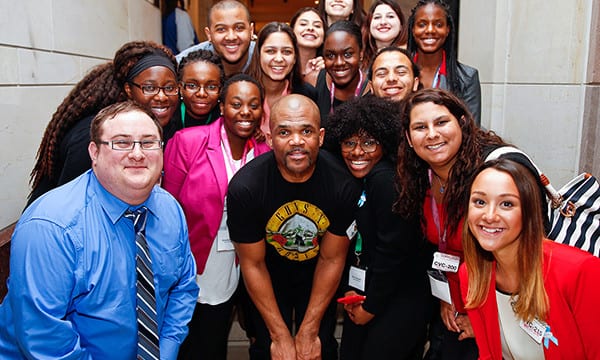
left=270, top=94, right=320, bottom=132
left=207, top=0, right=251, bottom=26
left=267, top=94, right=324, bottom=183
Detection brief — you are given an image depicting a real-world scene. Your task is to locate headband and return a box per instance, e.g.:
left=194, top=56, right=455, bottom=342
left=126, top=53, right=176, bottom=82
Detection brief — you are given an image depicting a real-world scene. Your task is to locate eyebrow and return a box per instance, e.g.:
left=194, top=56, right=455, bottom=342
left=375, top=64, right=409, bottom=72
left=471, top=191, right=520, bottom=198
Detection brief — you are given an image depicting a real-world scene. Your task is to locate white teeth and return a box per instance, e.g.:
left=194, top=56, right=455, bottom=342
left=351, top=161, right=368, bottom=166
left=482, top=226, right=502, bottom=233
left=152, top=107, right=167, bottom=114
left=238, top=121, right=252, bottom=126
left=427, top=143, right=444, bottom=150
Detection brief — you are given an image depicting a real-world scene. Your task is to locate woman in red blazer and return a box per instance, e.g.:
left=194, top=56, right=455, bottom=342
left=459, top=158, right=600, bottom=359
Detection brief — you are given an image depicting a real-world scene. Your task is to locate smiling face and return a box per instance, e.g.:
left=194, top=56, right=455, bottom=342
left=323, top=30, right=362, bottom=88
left=341, top=132, right=383, bottom=179
left=124, top=66, right=179, bottom=127
left=412, top=3, right=450, bottom=54
left=468, top=168, right=523, bottom=259
left=205, top=6, right=253, bottom=65
left=259, top=32, right=296, bottom=82
left=293, top=10, right=325, bottom=50
left=370, top=4, right=401, bottom=48
left=88, top=110, right=163, bottom=205
left=180, top=61, right=221, bottom=119
left=371, top=50, right=419, bottom=102
left=220, top=81, right=263, bottom=141
left=325, top=0, right=354, bottom=23
left=406, top=101, right=462, bottom=172
left=267, top=95, right=324, bottom=183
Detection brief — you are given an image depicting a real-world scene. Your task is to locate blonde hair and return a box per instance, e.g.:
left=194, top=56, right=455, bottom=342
left=463, top=158, right=548, bottom=322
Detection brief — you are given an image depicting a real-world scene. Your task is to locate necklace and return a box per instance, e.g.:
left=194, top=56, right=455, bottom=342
left=433, top=173, right=447, bottom=194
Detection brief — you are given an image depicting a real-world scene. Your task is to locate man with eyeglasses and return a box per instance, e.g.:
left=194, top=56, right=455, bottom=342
left=226, top=94, right=361, bottom=360
left=0, top=101, right=198, bottom=359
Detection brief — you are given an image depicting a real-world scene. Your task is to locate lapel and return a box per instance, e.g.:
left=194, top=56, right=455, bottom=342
left=206, top=118, right=229, bottom=201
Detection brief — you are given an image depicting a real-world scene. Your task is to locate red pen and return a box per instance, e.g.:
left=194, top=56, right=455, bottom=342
left=337, top=295, right=366, bottom=305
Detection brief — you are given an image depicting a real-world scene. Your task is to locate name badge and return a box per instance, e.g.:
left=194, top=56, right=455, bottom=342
left=427, top=270, right=452, bottom=304
left=520, top=318, right=546, bottom=344
left=217, top=202, right=234, bottom=252
left=346, top=220, right=358, bottom=240
left=431, top=251, right=460, bottom=273
left=348, top=266, right=366, bottom=291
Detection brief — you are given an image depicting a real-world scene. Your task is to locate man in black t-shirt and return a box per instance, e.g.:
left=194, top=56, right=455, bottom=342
left=227, top=95, right=361, bottom=360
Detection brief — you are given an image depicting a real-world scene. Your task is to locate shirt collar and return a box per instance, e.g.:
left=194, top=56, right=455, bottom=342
left=89, top=170, right=157, bottom=224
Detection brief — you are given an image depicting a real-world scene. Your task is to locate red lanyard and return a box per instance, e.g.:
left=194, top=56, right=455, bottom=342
left=329, top=70, right=363, bottom=114
left=429, top=169, right=448, bottom=252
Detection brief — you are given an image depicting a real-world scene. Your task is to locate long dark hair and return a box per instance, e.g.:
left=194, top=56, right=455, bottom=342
left=318, top=0, right=365, bottom=28
left=463, top=158, right=548, bottom=322
left=290, top=7, right=327, bottom=56
left=246, top=22, right=302, bottom=89
left=362, top=0, right=408, bottom=70
left=407, top=0, right=462, bottom=94
left=394, top=88, right=505, bottom=234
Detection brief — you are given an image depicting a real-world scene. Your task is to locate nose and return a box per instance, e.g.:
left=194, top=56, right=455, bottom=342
left=196, top=86, right=208, bottom=98
left=351, top=143, right=365, bottom=156
left=425, top=124, right=438, bottom=139
left=290, top=132, right=305, bottom=146
left=153, top=88, right=168, bottom=100
left=482, top=206, right=498, bottom=222
left=385, top=71, right=397, bottom=83
left=274, top=50, right=283, bottom=62
left=225, top=28, right=236, bottom=40
left=128, top=143, right=146, bottom=160
left=425, top=22, right=434, bottom=33
left=240, top=104, right=251, bottom=117
left=334, top=54, right=344, bottom=66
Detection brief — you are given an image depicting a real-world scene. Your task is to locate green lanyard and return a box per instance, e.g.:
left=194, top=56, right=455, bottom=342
left=180, top=103, right=213, bottom=128
left=354, top=232, right=363, bottom=267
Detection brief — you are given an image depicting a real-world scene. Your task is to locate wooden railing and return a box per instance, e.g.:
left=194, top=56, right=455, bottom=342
left=0, top=222, right=15, bottom=301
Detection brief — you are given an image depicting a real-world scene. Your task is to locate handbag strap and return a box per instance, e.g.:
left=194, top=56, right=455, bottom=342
left=485, top=146, right=563, bottom=208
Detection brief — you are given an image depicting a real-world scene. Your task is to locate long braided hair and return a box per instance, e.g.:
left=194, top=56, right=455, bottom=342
left=407, top=0, right=462, bottom=94
left=29, top=41, right=175, bottom=198
left=29, top=62, right=123, bottom=192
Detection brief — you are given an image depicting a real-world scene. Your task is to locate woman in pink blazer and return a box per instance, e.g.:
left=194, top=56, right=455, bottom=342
left=163, top=74, right=271, bottom=360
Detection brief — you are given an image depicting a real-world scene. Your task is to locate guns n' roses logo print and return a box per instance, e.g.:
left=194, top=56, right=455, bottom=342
left=266, top=200, right=330, bottom=261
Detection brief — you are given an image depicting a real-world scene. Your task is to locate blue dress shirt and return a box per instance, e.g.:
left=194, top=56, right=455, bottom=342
left=0, top=170, right=198, bottom=359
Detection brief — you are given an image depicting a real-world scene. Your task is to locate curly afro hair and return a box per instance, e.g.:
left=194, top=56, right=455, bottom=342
left=326, top=94, right=402, bottom=162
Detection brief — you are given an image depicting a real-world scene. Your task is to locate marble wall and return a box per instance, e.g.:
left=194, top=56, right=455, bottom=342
left=459, top=0, right=596, bottom=187
left=0, top=0, right=161, bottom=227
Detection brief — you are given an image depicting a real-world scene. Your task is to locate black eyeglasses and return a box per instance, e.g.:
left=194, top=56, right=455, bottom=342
left=181, top=82, right=220, bottom=95
left=98, top=139, right=163, bottom=151
left=128, top=82, right=179, bottom=96
left=340, top=138, right=380, bottom=153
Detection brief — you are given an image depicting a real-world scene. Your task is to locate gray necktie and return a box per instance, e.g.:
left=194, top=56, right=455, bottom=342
left=124, top=207, right=160, bottom=359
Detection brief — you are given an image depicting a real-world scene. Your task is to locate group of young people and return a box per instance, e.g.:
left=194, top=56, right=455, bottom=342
left=1, top=0, right=599, bottom=359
